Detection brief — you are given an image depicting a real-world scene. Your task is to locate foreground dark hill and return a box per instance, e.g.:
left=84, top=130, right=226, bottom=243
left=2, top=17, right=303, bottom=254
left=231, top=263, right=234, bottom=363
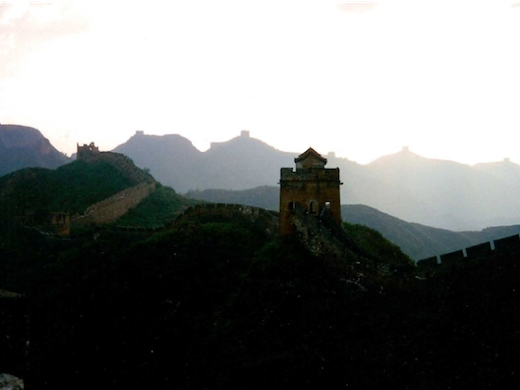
left=1, top=195, right=518, bottom=389
left=0, top=124, right=70, bottom=177
left=0, top=151, right=517, bottom=388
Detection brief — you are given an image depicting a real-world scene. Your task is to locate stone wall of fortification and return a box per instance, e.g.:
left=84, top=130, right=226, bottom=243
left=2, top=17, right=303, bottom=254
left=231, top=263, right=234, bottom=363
left=72, top=182, right=156, bottom=227
left=279, top=167, right=342, bottom=236
left=417, top=233, right=520, bottom=274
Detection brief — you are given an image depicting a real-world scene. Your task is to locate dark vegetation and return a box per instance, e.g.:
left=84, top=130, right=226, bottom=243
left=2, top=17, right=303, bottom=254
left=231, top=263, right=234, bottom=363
left=343, top=221, right=412, bottom=268
left=1, top=200, right=519, bottom=388
left=0, top=156, right=519, bottom=389
left=0, top=291, right=26, bottom=378
left=0, top=160, right=133, bottom=218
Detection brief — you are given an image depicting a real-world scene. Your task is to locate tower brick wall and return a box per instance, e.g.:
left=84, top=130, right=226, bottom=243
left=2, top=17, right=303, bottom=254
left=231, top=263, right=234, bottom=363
left=279, top=148, right=342, bottom=236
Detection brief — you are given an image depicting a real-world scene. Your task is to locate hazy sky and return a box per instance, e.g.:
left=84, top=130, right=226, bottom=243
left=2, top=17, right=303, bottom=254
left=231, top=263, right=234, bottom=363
left=1, top=1, right=520, bottom=164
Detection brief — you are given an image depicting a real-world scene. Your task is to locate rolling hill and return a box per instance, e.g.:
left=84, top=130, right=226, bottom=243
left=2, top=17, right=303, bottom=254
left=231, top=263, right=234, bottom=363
left=0, top=147, right=160, bottom=235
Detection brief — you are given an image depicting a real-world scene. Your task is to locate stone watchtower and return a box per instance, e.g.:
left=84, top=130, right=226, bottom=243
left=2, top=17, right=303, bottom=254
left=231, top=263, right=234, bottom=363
left=279, top=148, right=342, bottom=236
left=76, top=142, right=100, bottom=160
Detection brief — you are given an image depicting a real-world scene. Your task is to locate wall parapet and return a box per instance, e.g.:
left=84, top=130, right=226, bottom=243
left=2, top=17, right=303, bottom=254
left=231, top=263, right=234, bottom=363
left=178, top=202, right=278, bottom=219
left=417, top=233, right=520, bottom=271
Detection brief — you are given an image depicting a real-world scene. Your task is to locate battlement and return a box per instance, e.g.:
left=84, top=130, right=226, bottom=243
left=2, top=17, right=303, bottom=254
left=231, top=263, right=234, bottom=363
left=417, top=233, right=520, bottom=274
left=280, top=166, right=341, bottom=182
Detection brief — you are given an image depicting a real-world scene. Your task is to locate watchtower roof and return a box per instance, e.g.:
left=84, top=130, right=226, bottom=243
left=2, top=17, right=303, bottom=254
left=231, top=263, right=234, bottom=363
left=294, top=147, right=327, bottom=169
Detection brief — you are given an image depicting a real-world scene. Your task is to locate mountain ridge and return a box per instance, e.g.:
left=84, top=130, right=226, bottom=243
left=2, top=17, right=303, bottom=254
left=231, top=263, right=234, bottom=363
left=4, top=124, right=520, bottom=231
left=115, top=132, right=520, bottom=231
left=111, top=131, right=520, bottom=230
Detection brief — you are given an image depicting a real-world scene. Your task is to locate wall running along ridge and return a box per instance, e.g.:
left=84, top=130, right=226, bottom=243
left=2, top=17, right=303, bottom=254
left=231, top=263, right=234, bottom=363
left=72, top=182, right=156, bottom=227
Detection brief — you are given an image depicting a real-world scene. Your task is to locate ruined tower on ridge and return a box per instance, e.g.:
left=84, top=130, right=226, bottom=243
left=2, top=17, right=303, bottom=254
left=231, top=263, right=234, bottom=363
left=76, top=142, right=100, bottom=160
left=279, top=148, right=342, bottom=236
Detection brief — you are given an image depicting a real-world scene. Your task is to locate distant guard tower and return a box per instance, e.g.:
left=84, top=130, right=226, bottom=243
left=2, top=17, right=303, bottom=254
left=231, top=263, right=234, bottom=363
left=76, top=142, right=100, bottom=160
left=279, top=148, right=342, bottom=236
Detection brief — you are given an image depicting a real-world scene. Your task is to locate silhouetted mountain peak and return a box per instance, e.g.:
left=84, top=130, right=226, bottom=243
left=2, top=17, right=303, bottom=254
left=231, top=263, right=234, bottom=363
left=474, top=158, right=520, bottom=170
left=207, top=130, right=282, bottom=155
left=473, top=158, right=520, bottom=181
left=367, top=147, right=470, bottom=177
left=0, top=124, right=71, bottom=177
left=0, top=124, right=42, bottom=147
left=369, top=146, right=429, bottom=166
left=117, top=131, right=201, bottom=157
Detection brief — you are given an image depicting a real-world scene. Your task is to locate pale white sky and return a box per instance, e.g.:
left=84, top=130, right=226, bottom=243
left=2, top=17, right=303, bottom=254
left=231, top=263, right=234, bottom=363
left=1, top=1, right=520, bottom=164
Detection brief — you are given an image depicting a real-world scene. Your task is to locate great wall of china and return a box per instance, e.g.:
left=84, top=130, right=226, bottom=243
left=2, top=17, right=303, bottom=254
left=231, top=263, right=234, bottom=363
left=417, top=233, right=520, bottom=273
left=71, top=182, right=156, bottom=227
